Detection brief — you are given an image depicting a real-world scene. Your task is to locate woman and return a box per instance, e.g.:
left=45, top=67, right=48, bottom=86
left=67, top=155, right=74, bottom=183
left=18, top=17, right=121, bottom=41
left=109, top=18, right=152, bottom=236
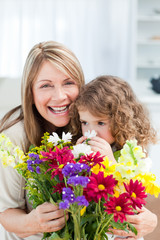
left=0, top=41, right=157, bottom=239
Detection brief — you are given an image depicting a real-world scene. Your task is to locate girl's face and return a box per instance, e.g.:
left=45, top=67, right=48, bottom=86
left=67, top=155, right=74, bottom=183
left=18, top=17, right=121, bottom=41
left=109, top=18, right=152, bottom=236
left=32, top=61, right=79, bottom=128
left=79, top=109, right=115, bottom=144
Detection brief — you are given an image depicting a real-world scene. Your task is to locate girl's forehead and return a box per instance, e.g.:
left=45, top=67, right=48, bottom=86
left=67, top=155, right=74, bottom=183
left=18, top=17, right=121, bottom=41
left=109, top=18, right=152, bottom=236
left=78, top=108, right=109, bottom=120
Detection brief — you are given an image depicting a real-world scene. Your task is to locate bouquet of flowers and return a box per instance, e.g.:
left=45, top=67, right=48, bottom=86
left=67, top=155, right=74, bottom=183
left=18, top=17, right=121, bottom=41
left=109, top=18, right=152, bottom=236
left=0, top=131, right=160, bottom=240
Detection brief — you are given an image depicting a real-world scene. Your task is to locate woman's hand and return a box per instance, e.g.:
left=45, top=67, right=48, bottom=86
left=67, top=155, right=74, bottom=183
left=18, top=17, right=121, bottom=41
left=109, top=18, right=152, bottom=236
left=108, top=207, right=157, bottom=240
left=0, top=202, right=68, bottom=238
left=25, top=202, right=68, bottom=236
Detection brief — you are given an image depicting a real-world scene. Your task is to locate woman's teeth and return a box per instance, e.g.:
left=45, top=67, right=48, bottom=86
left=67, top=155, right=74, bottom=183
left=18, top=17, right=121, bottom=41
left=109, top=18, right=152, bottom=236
left=49, top=106, right=68, bottom=113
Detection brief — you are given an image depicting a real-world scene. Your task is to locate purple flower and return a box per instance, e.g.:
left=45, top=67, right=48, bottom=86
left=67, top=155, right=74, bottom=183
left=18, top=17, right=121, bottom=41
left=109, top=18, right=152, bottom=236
left=67, top=176, right=89, bottom=187
left=73, top=163, right=91, bottom=173
left=62, top=163, right=75, bottom=177
left=62, top=187, right=75, bottom=203
left=36, top=166, right=41, bottom=174
left=75, top=196, right=89, bottom=207
left=62, top=163, right=91, bottom=177
left=27, top=153, right=42, bottom=173
left=59, top=199, right=70, bottom=209
left=27, top=165, right=34, bottom=172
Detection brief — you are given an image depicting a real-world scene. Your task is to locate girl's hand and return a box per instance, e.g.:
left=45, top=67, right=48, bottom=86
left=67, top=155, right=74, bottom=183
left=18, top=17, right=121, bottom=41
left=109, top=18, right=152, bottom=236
left=87, top=136, right=116, bottom=163
left=76, top=136, right=87, bottom=145
left=108, top=207, right=157, bottom=240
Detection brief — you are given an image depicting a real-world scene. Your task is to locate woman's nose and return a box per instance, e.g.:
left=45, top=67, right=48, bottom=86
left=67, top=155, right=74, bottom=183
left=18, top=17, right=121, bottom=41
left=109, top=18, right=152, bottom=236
left=51, top=87, right=66, bottom=101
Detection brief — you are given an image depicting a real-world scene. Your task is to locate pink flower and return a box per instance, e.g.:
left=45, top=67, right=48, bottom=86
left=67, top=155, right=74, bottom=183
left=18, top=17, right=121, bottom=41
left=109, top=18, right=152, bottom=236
left=84, top=172, right=117, bottom=202
left=123, top=179, right=147, bottom=209
left=104, top=194, right=134, bottom=223
left=52, top=182, right=66, bottom=194
left=79, top=151, right=105, bottom=168
left=41, top=146, right=75, bottom=180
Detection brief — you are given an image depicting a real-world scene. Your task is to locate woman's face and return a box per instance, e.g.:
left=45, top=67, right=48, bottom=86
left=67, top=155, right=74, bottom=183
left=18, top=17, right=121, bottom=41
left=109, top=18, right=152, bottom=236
left=32, top=61, right=79, bottom=127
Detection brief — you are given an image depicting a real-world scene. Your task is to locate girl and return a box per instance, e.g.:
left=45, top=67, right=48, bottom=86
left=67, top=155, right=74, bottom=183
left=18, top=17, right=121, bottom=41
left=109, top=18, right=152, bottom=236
left=70, top=75, right=158, bottom=240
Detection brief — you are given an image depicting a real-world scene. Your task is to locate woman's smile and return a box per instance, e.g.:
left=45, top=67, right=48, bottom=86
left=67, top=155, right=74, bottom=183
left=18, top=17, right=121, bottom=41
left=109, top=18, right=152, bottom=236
left=32, top=60, right=79, bottom=127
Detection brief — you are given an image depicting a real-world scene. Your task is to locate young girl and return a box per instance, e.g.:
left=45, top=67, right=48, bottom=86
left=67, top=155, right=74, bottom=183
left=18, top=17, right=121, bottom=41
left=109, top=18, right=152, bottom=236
left=70, top=75, right=157, bottom=240
left=71, top=75, right=157, bottom=157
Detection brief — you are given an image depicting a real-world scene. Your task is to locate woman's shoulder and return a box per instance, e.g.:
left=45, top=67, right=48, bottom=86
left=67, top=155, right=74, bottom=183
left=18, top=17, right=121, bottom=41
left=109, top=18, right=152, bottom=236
left=2, top=119, right=28, bottom=152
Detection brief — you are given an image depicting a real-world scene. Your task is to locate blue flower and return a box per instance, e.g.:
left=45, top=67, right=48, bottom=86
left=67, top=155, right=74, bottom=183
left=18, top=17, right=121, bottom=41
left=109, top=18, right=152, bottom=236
left=36, top=166, right=41, bottom=174
left=75, top=196, right=89, bottom=206
left=62, top=163, right=91, bottom=177
left=59, top=199, right=70, bottom=209
left=62, top=187, right=75, bottom=203
left=67, top=176, right=89, bottom=187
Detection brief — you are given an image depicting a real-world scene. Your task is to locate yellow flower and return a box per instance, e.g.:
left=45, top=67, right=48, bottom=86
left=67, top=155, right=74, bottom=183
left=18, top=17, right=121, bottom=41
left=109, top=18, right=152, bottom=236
left=80, top=206, right=86, bottom=216
left=134, top=173, right=160, bottom=198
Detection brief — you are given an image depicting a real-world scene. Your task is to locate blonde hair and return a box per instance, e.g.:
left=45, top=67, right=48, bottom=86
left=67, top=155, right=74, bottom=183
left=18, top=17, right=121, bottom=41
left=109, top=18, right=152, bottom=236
left=70, top=75, right=157, bottom=149
left=0, top=41, right=85, bottom=148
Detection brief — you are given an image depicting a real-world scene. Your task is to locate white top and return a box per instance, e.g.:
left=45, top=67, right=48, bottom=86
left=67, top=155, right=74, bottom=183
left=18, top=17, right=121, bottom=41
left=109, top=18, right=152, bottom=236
left=0, top=119, right=43, bottom=240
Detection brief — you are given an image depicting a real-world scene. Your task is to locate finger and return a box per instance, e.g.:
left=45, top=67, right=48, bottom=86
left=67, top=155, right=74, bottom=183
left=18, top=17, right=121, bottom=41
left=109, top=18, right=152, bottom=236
left=44, top=215, right=68, bottom=232
left=89, top=136, right=107, bottom=144
left=36, top=202, right=59, bottom=213
left=41, top=209, right=67, bottom=222
left=76, top=136, right=87, bottom=144
left=107, top=229, right=135, bottom=238
left=115, top=237, right=136, bottom=240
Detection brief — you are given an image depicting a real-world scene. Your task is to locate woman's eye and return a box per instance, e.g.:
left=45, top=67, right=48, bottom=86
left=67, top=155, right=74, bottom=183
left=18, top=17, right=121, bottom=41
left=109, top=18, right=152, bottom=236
left=98, top=122, right=105, bottom=126
left=41, top=84, right=51, bottom=88
left=65, top=81, right=75, bottom=85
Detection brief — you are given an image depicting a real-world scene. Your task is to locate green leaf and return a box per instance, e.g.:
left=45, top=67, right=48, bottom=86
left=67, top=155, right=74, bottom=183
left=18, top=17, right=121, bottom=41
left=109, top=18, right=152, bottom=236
left=113, top=150, right=121, bottom=162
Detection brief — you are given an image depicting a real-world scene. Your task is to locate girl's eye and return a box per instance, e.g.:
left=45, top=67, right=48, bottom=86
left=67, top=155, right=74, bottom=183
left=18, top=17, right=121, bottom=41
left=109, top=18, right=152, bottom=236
left=81, top=121, right=88, bottom=126
left=98, top=122, right=105, bottom=126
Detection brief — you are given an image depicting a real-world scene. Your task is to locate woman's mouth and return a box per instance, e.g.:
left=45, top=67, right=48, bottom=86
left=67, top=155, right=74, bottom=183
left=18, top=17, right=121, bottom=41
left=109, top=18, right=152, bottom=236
left=48, top=105, right=69, bottom=114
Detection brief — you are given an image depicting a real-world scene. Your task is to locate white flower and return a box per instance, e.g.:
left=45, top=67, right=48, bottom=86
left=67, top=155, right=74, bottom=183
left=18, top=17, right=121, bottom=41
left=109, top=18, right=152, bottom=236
left=48, top=132, right=61, bottom=145
left=62, top=132, right=72, bottom=143
left=135, top=157, right=152, bottom=175
left=84, top=130, right=97, bottom=138
left=72, top=143, right=93, bottom=158
left=48, top=132, right=72, bottom=145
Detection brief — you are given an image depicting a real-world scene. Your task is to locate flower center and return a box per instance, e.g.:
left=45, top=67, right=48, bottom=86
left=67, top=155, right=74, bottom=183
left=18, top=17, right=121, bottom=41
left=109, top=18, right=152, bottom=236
left=98, top=184, right=105, bottom=190
left=131, top=192, right=136, bottom=198
left=59, top=164, right=64, bottom=169
left=115, top=206, right=122, bottom=211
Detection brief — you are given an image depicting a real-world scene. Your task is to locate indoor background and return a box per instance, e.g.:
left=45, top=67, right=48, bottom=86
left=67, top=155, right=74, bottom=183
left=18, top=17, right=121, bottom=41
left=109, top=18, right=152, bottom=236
left=0, top=0, right=160, bottom=238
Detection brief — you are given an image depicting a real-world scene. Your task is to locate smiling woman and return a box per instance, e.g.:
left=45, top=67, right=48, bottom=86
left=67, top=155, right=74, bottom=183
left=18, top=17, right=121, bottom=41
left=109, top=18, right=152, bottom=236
left=0, top=40, right=85, bottom=240
left=32, top=61, right=79, bottom=128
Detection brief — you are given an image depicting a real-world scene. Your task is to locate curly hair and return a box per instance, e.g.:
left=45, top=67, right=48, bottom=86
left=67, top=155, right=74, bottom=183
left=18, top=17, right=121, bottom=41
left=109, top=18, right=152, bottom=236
left=70, top=75, right=157, bottom=150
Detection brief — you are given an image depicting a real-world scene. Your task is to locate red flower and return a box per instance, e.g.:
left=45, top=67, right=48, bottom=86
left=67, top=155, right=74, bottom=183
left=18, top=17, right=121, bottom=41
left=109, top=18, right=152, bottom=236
left=84, top=172, right=117, bottom=203
left=41, top=146, right=75, bottom=181
left=104, top=194, right=134, bottom=223
left=79, top=152, right=105, bottom=168
left=52, top=182, right=66, bottom=194
left=123, top=179, right=147, bottom=209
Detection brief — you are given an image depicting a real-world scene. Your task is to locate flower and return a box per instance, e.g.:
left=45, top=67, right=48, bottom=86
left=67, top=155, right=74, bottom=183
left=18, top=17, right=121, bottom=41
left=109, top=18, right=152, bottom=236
left=123, top=179, right=147, bottom=209
left=1, top=132, right=160, bottom=240
left=72, top=143, right=92, bottom=158
left=79, top=151, right=105, bottom=168
left=48, top=132, right=72, bottom=145
left=84, top=130, right=97, bottom=138
left=104, top=194, right=134, bottom=223
left=84, top=172, right=117, bottom=202
left=67, top=176, right=89, bottom=187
